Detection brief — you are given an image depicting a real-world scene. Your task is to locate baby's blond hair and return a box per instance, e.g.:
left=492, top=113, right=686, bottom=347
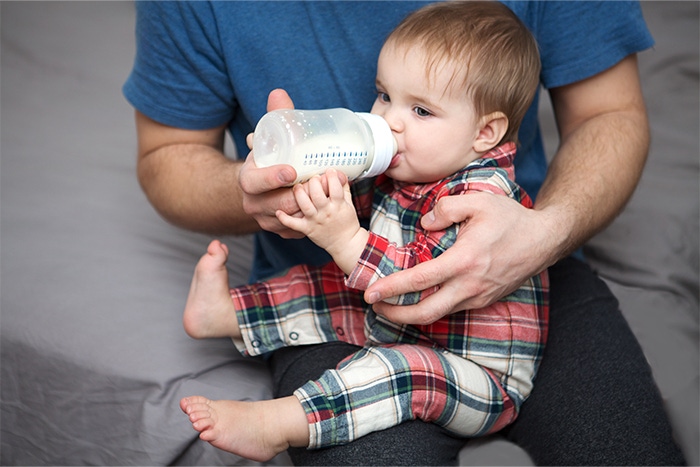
left=385, top=1, right=541, bottom=144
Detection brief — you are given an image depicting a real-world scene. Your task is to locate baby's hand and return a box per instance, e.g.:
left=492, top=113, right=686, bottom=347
left=276, top=169, right=361, bottom=255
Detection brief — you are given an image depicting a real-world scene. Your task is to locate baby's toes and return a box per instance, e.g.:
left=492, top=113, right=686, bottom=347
left=191, top=414, right=215, bottom=433
left=181, top=396, right=212, bottom=415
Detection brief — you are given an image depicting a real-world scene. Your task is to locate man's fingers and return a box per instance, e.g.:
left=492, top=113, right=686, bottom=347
left=365, top=260, right=449, bottom=306
left=421, top=193, right=480, bottom=230
left=247, top=88, right=294, bottom=149
left=371, top=289, right=454, bottom=326
left=239, top=156, right=296, bottom=194
left=267, top=88, right=295, bottom=112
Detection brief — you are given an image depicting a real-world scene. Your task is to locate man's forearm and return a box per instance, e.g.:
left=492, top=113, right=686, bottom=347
left=535, top=56, right=649, bottom=266
left=137, top=143, right=260, bottom=235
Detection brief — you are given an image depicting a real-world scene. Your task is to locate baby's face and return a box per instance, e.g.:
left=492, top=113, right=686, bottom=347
left=371, top=44, right=482, bottom=183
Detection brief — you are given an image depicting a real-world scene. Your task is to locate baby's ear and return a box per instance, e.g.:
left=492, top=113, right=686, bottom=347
left=473, top=112, right=508, bottom=153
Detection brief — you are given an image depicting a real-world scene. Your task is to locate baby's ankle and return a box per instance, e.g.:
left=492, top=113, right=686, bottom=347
left=267, top=396, right=310, bottom=450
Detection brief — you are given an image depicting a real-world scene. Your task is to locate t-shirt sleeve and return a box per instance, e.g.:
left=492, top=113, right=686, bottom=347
left=122, top=1, right=236, bottom=130
left=528, top=1, right=654, bottom=89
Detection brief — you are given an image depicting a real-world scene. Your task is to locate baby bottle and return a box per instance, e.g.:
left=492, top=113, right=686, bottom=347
left=253, top=108, right=397, bottom=184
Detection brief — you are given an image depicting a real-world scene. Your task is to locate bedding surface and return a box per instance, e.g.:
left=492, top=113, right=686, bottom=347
left=1, top=2, right=697, bottom=465
left=0, top=3, right=282, bottom=465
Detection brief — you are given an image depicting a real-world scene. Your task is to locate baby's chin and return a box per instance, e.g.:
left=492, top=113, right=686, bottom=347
left=384, top=168, right=435, bottom=184
left=384, top=154, right=446, bottom=183
left=384, top=166, right=409, bottom=182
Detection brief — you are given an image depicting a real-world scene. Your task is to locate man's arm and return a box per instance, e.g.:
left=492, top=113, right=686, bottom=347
left=365, top=55, right=649, bottom=324
left=134, top=90, right=303, bottom=236
left=135, top=111, right=249, bottom=234
left=536, top=54, right=648, bottom=257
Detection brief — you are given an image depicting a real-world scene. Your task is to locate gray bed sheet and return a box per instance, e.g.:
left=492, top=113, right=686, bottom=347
left=1, top=2, right=697, bottom=466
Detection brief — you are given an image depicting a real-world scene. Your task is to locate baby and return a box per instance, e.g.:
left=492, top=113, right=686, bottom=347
left=181, top=1, right=547, bottom=462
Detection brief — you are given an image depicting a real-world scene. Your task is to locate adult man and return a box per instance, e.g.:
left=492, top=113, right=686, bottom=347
left=125, top=2, right=684, bottom=464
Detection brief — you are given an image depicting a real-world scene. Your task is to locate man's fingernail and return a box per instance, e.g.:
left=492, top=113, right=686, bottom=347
left=423, top=211, right=435, bottom=226
left=279, top=170, right=294, bottom=184
left=367, top=292, right=380, bottom=303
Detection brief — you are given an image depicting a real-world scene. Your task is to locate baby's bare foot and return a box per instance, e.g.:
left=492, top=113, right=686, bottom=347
left=180, top=395, right=309, bottom=462
left=183, top=240, right=240, bottom=339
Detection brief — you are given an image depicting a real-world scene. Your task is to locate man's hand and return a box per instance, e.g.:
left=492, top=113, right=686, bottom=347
left=239, top=89, right=304, bottom=238
left=365, top=192, right=553, bottom=325
left=238, top=154, right=303, bottom=238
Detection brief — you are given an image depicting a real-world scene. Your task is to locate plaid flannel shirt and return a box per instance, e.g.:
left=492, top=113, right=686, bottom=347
left=230, top=142, right=549, bottom=447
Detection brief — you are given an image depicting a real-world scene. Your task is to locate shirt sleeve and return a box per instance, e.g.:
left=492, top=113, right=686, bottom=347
left=345, top=177, right=489, bottom=305
left=345, top=227, right=451, bottom=305
left=528, top=1, right=654, bottom=89
left=350, top=177, right=377, bottom=221
left=122, top=1, right=236, bottom=130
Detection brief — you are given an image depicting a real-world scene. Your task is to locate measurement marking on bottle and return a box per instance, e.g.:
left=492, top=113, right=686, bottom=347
left=302, top=151, right=369, bottom=167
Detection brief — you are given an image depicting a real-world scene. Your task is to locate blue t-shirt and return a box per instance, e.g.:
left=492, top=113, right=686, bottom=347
left=123, top=1, right=653, bottom=282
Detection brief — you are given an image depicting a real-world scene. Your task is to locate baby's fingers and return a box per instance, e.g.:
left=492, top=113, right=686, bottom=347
left=276, top=209, right=307, bottom=233
left=307, top=175, right=330, bottom=208
left=292, top=183, right=318, bottom=217
left=326, top=169, right=346, bottom=200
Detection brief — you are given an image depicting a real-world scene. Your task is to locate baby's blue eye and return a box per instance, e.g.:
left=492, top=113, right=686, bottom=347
left=378, top=92, right=390, bottom=103
left=414, top=107, right=431, bottom=117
